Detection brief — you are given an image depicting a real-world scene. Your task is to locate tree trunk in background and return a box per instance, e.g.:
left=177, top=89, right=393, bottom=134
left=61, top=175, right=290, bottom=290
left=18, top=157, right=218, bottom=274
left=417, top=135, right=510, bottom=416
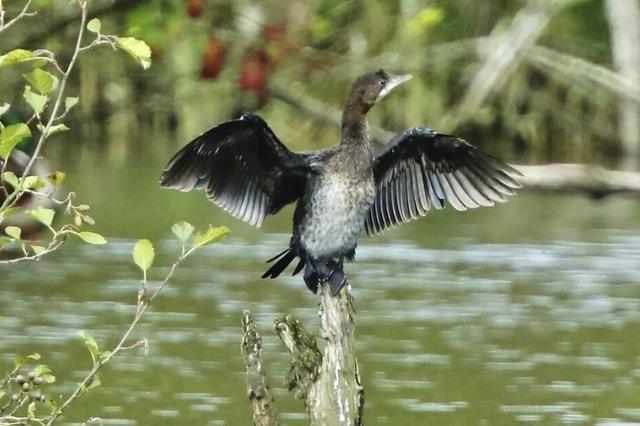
left=447, top=0, right=557, bottom=130
left=605, top=0, right=640, bottom=170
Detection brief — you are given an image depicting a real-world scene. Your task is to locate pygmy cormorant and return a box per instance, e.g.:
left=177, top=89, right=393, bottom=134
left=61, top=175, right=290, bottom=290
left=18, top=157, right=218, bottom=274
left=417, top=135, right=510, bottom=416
left=160, top=69, right=522, bottom=295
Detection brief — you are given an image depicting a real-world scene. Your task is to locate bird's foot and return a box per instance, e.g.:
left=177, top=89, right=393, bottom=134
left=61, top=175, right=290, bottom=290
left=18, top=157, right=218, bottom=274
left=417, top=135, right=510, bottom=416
left=303, top=257, right=347, bottom=296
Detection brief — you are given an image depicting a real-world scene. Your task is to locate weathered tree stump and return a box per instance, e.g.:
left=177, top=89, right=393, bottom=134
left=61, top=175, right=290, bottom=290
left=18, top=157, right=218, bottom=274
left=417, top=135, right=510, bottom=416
left=242, top=282, right=364, bottom=425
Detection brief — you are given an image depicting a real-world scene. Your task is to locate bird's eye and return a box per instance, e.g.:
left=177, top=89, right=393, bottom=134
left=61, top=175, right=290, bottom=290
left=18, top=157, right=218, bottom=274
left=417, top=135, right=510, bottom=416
left=379, top=79, right=387, bottom=86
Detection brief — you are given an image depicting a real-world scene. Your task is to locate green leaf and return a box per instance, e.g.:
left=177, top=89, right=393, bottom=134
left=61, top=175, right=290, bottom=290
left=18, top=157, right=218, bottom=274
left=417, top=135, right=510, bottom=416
left=23, top=86, right=47, bottom=115
left=171, top=221, right=194, bottom=244
left=33, top=364, right=55, bottom=383
left=2, top=171, right=19, bottom=188
left=23, top=68, right=59, bottom=95
left=0, top=207, right=19, bottom=224
left=133, top=239, right=154, bottom=271
left=27, top=207, right=55, bottom=227
left=15, top=353, right=41, bottom=368
left=5, top=226, right=21, bottom=240
left=87, top=18, right=101, bottom=34
left=0, top=103, right=9, bottom=117
left=85, top=374, right=101, bottom=391
left=22, top=175, right=43, bottom=189
left=33, top=364, right=52, bottom=377
left=0, top=123, right=31, bottom=159
left=76, top=232, right=107, bottom=245
left=193, top=225, right=230, bottom=247
left=38, top=123, right=69, bottom=136
left=98, top=350, right=111, bottom=363
left=0, top=49, right=34, bottom=67
left=406, top=7, right=444, bottom=35
left=47, top=398, right=58, bottom=413
left=65, top=96, right=79, bottom=111
left=76, top=331, right=100, bottom=363
left=41, top=374, right=56, bottom=384
left=31, top=245, right=46, bottom=255
left=115, top=36, right=152, bottom=69
left=0, top=236, right=13, bottom=245
left=0, top=390, right=5, bottom=400
left=47, top=171, right=65, bottom=186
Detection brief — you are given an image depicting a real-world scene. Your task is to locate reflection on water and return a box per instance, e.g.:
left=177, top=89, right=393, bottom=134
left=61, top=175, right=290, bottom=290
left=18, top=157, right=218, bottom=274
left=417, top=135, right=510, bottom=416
left=2, top=193, right=640, bottom=425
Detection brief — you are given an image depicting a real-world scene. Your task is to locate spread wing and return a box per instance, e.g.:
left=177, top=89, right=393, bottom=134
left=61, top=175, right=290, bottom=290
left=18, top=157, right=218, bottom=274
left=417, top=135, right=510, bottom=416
left=160, top=113, right=312, bottom=227
left=365, top=128, right=523, bottom=235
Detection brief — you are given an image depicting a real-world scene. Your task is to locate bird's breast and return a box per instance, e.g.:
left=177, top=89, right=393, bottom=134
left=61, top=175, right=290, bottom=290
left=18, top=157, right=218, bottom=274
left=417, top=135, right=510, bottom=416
left=298, top=169, right=375, bottom=259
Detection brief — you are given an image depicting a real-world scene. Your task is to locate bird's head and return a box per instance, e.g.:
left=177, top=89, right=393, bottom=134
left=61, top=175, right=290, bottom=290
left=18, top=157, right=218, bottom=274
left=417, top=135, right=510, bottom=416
left=348, top=69, right=412, bottom=113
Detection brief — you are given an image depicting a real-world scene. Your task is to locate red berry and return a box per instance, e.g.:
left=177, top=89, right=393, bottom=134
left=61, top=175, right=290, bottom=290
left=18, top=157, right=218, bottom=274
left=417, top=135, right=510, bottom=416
left=185, top=0, right=204, bottom=19
left=239, top=49, right=270, bottom=92
left=262, top=25, right=286, bottom=42
left=200, top=37, right=227, bottom=80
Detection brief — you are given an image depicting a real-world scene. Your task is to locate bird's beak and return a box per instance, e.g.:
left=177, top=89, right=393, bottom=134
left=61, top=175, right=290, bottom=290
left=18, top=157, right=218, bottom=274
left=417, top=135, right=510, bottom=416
left=378, top=73, right=413, bottom=99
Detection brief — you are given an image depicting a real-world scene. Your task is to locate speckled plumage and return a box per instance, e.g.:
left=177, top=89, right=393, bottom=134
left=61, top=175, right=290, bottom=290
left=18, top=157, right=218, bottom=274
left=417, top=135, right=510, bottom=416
left=296, top=142, right=375, bottom=259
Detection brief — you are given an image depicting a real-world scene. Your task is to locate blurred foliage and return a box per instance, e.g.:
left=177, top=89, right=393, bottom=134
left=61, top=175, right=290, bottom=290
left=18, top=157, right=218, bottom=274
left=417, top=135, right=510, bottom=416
left=0, top=0, right=632, bottom=168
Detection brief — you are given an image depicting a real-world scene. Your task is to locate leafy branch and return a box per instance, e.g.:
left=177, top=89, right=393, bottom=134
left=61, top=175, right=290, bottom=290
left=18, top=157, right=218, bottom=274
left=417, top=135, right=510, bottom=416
left=0, top=0, right=152, bottom=263
left=0, top=223, right=230, bottom=425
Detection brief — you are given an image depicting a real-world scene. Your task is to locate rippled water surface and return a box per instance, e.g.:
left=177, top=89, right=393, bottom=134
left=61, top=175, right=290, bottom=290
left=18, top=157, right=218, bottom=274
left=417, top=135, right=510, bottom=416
left=3, top=184, right=640, bottom=424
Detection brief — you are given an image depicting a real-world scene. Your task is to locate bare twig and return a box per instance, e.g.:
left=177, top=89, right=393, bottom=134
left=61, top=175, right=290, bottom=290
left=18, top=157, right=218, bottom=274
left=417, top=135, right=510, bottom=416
left=241, top=311, right=279, bottom=426
left=0, top=0, right=35, bottom=34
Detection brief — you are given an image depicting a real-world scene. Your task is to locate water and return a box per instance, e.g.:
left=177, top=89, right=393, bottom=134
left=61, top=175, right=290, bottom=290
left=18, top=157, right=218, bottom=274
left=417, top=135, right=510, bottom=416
left=2, top=160, right=640, bottom=424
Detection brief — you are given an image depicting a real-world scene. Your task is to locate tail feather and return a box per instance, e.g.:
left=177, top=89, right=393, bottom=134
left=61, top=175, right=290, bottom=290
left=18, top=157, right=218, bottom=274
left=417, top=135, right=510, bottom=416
left=292, top=258, right=305, bottom=276
left=266, top=247, right=290, bottom=263
left=262, top=248, right=297, bottom=279
left=262, top=247, right=347, bottom=296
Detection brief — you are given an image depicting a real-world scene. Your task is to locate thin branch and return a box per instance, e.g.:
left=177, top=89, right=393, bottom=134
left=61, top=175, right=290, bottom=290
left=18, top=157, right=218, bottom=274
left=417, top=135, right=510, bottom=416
left=0, top=0, right=88, bottom=214
left=20, top=0, right=86, bottom=181
left=0, top=239, right=64, bottom=264
left=14, top=0, right=149, bottom=47
left=0, top=0, right=35, bottom=34
left=43, top=245, right=195, bottom=426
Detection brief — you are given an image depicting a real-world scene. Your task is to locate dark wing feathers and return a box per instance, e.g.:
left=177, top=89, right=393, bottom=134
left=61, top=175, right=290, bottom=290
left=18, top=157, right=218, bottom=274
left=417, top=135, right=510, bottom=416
left=160, top=113, right=310, bottom=227
left=366, top=128, right=522, bottom=235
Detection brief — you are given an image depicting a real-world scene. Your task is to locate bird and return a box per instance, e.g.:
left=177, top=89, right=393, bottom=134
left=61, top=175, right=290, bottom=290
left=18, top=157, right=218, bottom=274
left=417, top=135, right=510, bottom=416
left=160, top=69, right=522, bottom=296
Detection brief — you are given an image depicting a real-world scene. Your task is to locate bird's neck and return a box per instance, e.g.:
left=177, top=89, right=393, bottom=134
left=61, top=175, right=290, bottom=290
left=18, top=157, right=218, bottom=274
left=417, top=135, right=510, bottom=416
left=341, top=98, right=371, bottom=143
